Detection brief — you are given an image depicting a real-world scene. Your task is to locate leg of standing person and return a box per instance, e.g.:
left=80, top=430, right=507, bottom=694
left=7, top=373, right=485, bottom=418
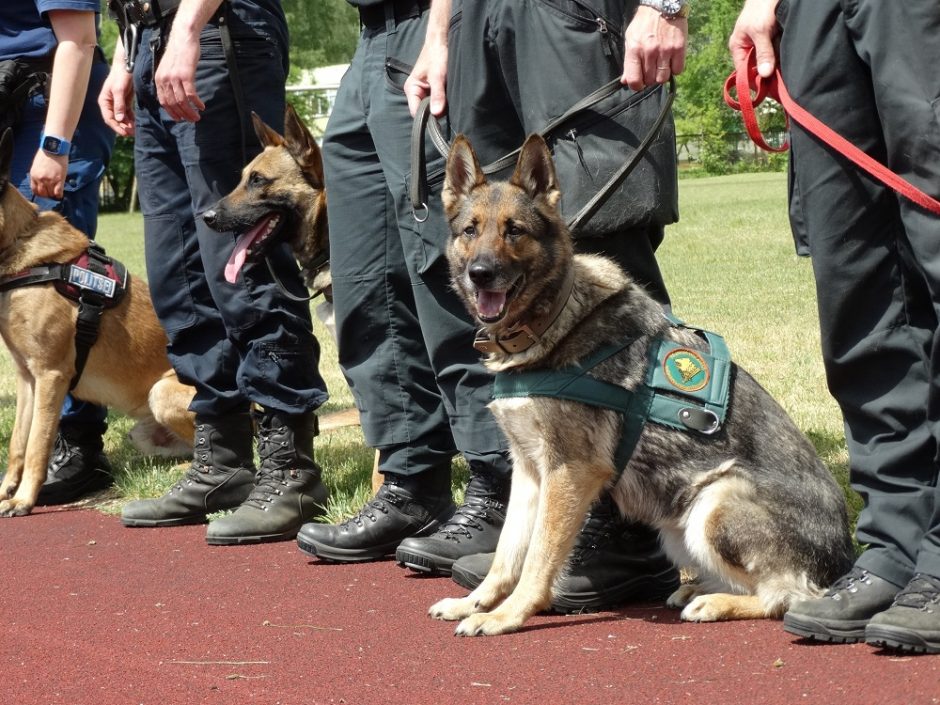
left=120, top=6, right=330, bottom=544
left=405, top=0, right=679, bottom=605
left=298, top=1, right=511, bottom=568
left=11, top=56, right=116, bottom=505
left=777, top=0, right=940, bottom=649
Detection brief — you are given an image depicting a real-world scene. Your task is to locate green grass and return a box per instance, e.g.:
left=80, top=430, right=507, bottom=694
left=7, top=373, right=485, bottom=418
left=0, top=172, right=861, bottom=525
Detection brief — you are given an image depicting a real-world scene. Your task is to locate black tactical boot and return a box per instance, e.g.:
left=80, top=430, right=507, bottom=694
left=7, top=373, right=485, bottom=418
left=297, top=472, right=456, bottom=563
left=783, top=566, right=900, bottom=643
left=121, top=413, right=255, bottom=527
left=395, top=472, right=509, bottom=576
left=206, top=408, right=329, bottom=545
left=451, top=493, right=680, bottom=614
left=35, top=423, right=113, bottom=505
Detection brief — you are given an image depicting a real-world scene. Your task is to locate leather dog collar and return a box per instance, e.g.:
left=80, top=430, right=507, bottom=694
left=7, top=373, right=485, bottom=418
left=473, top=266, right=576, bottom=356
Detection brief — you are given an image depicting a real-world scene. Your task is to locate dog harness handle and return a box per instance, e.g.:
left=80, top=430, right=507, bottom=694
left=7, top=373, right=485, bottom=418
left=491, top=318, right=732, bottom=479
left=725, top=47, right=940, bottom=215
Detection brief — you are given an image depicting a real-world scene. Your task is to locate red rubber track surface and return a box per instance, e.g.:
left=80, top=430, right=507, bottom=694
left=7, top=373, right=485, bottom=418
left=2, top=507, right=938, bottom=705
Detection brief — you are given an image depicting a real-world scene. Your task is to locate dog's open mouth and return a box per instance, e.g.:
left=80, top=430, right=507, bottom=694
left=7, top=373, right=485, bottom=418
left=224, top=213, right=285, bottom=283
left=475, top=279, right=521, bottom=324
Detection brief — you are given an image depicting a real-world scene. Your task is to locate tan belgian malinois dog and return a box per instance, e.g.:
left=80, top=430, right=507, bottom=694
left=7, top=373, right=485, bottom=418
left=430, top=133, right=854, bottom=636
left=0, top=128, right=195, bottom=517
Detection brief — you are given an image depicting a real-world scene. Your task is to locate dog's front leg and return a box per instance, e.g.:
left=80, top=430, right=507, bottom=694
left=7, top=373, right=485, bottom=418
left=0, top=375, right=35, bottom=501
left=430, top=455, right=540, bottom=622
left=455, top=462, right=611, bottom=636
left=0, top=372, right=68, bottom=517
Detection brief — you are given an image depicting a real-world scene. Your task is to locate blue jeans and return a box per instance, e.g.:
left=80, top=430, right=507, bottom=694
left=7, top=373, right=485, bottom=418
left=132, top=7, right=327, bottom=418
left=12, top=58, right=114, bottom=433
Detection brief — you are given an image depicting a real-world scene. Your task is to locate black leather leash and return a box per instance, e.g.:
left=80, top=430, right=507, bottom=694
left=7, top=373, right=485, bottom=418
left=409, top=77, right=675, bottom=233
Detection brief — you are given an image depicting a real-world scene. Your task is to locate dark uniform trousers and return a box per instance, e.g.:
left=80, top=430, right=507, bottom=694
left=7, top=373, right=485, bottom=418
left=322, top=5, right=510, bottom=479
left=133, top=5, right=327, bottom=418
left=779, top=0, right=940, bottom=584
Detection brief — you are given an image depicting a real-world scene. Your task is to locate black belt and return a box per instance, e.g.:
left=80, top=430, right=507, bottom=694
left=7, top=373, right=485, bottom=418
left=359, top=0, right=430, bottom=29
left=122, top=0, right=181, bottom=28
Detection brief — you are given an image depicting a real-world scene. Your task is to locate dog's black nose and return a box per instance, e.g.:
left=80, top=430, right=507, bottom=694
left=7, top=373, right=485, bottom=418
left=468, top=260, right=496, bottom=288
left=203, top=209, right=218, bottom=228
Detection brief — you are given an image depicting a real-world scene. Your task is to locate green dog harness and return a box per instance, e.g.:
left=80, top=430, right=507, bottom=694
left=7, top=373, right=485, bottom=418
left=491, top=319, right=732, bottom=477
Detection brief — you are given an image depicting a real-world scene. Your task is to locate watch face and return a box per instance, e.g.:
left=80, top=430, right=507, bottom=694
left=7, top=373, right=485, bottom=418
left=662, top=0, right=684, bottom=15
left=42, top=136, right=63, bottom=154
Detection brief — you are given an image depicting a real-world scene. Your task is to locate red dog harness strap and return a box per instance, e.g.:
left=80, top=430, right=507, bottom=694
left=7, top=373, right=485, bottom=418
left=724, top=47, right=940, bottom=216
left=0, top=243, right=128, bottom=389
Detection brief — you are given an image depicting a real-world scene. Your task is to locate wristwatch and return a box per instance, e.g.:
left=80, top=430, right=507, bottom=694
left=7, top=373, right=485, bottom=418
left=640, top=0, right=690, bottom=19
left=39, top=132, right=71, bottom=157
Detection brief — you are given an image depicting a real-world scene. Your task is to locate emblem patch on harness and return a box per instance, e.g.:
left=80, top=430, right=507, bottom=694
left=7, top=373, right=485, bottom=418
left=68, top=265, right=116, bottom=299
left=662, top=347, right=709, bottom=393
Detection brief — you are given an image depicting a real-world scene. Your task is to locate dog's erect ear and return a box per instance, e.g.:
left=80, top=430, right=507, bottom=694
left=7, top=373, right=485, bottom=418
left=0, top=128, right=13, bottom=192
left=252, top=111, right=285, bottom=149
left=283, top=103, right=324, bottom=190
left=510, top=134, right=560, bottom=208
left=443, top=134, right=485, bottom=215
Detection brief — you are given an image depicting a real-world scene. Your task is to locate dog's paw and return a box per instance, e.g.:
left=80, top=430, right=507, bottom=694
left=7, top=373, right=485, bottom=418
left=0, top=499, right=33, bottom=517
left=454, top=611, right=525, bottom=637
left=666, top=583, right=699, bottom=609
left=680, top=594, right=727, bottom=622
left=429, top=596, right=480, bottom=622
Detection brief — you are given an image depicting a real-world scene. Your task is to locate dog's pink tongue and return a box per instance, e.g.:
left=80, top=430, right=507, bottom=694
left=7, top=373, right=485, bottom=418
left=477, top=290, right=507, bottom=320
left=224, top=223, right=266, bottom=283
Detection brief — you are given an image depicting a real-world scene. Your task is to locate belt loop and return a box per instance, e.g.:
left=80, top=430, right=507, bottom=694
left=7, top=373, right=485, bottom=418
left=385, top=1, right=396, bottom=35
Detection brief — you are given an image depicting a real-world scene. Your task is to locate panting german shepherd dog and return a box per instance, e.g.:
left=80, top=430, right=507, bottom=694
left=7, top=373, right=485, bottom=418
left=0, top=129, right=194, bottom=517
left=430, top=133, right=854, bottom=636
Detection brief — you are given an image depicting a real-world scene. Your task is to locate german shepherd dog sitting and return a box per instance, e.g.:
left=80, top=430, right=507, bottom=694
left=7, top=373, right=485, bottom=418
left=430, top=134, right=854, bottom=636
left=0, top=129, right=195, bottom=517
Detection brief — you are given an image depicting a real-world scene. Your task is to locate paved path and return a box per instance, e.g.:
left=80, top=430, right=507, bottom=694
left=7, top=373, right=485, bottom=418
left=2, top=506, right=937, bottom=705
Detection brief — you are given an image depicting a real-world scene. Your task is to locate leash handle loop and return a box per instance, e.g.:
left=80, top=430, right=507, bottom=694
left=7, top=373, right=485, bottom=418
left=725, top=47, right=940, bottom=215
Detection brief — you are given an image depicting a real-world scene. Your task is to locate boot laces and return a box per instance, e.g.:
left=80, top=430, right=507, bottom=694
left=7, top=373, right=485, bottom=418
left=343, top=489, right=400, bottom=527
left=825, top=567, right=871, bottom=598
left=569, top=507, right=617, bottom=565
left=436, top=495, right=501, bottom=542
left=50, top=433, right=70, bottom=470
left=242, top=423, right=301, bottom=509
left=893, top=574, right=940, bottom=611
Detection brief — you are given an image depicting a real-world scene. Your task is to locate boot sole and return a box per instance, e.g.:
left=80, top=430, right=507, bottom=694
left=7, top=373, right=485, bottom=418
left=207, top=528, right=300, bottom=546
left=782, top=612, right=867, bottom=643
left=394, top=546, right=456, bottom=577
left=297, top=512, right=452, bottom=564
left=865, top=625, right=940, bottom=654
left=122, top=515, right=208, bottom=528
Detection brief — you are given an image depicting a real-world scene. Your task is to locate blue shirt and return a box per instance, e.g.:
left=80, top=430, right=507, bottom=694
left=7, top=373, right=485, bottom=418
left=0, top=0, right=100, bottom=61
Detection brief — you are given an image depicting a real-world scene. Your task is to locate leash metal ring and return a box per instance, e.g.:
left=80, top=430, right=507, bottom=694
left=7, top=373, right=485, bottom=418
left=412, top=202, right=429, bottom=223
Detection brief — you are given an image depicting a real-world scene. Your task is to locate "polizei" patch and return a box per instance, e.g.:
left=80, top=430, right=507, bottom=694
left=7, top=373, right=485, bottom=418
left=67, top=264, right=117, bottom=299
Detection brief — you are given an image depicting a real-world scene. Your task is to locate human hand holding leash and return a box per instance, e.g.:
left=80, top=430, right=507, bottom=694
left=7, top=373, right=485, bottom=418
left=405, top=0, right=451, bottom=117
left=622, top=5, right=688, bottom=91
left=728, top=0, right=780, bottom=78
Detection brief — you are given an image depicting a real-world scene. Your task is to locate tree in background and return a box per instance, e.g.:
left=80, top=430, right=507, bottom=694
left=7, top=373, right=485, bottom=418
left=674, top=0, right=787, bottom=174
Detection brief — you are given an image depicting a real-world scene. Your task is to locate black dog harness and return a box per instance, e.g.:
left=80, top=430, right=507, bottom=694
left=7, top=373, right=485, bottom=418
left=0, top=243, right=128, bottom=389
left=491, top=318, right=732, bottom=480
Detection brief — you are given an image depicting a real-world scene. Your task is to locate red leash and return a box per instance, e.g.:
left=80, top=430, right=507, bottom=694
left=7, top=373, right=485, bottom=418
left=724, top=47, right=940, bottom=215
